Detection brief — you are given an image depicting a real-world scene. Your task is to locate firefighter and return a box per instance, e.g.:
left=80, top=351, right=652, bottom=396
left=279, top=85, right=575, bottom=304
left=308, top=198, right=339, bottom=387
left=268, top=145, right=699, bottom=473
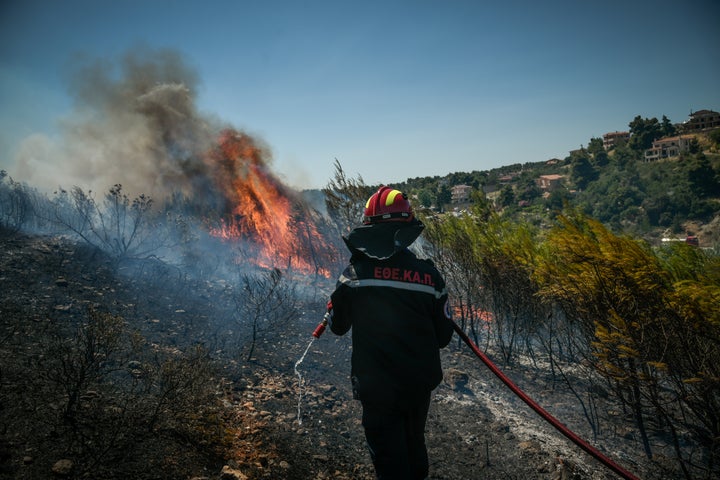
left=327, top=185, right=453, bottom=480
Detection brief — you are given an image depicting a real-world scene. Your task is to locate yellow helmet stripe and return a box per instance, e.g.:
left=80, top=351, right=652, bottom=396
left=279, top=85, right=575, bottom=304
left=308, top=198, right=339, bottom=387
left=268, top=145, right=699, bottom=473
left=385, top=189, right=402, bottom=206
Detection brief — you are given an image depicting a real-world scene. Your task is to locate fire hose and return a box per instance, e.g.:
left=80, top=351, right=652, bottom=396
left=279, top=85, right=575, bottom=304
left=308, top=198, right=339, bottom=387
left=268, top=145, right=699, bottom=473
left=449, top=320, right=640, bottom=480
left=309, top=314, right=639, bottom=479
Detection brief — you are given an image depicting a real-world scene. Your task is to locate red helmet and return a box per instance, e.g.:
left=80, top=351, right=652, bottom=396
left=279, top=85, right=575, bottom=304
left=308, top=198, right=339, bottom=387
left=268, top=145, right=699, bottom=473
left=363, top=186, right=414, bottom=224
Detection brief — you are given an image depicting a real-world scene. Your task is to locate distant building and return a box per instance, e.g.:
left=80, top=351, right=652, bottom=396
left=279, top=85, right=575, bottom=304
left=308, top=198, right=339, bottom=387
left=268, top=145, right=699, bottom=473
left=498, top=173, right=519, bottom=184
left=602, top=131, right=630, bottom=150
left=536, top=174, right=564, bottom=191
left=451, top=184, right=473, bottom=204
left=682, top=109, right=720, bottom=132
left=644, top=135, right=693, bottom=161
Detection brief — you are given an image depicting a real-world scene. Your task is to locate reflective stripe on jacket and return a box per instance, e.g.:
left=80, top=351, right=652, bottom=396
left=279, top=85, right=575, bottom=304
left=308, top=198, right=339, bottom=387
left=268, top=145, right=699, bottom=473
left=330, top=248, right=453, bottom=405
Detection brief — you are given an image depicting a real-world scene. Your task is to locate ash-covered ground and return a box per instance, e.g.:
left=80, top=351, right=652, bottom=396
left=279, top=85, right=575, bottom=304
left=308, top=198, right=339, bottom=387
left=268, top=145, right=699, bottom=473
left=0, top=229, right=671, bottom=479
left=251, top=326, right=645, bottom=480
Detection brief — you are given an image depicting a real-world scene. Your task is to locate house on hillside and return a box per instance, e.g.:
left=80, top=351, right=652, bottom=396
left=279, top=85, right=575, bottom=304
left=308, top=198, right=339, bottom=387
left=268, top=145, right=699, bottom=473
left=644, top=135, right=693, bottom=161
left=536, top=174, right=564, bottom=191
left=603, top=131, right=630, bottom=150
left=498, top=172, right=520, bottom=184
left=451, top=184, right=473, bottom=204
left=681, top=109, right=720, bottom=132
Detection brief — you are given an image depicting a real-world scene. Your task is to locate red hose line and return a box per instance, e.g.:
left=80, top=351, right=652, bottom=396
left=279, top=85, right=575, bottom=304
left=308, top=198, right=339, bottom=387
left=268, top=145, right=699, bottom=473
left=450, top=320, right=640, bottom=480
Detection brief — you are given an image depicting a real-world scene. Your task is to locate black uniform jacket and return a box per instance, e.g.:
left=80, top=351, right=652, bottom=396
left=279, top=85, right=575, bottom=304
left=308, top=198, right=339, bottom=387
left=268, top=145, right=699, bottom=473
left=330, top=244, right=453, bottom=406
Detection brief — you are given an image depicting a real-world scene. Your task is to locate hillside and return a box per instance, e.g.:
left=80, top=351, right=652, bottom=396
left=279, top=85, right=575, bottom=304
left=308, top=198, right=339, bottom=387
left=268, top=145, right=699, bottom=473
left=394, top=128, right=720, bottom=249
left=0, top=228, right=678, bottom=480
left=1, top=119, right=718, bottom=480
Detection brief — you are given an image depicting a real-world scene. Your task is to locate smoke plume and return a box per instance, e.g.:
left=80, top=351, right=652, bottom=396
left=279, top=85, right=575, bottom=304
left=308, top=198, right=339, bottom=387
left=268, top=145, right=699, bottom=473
left=14, top=46, right=271, bottom=205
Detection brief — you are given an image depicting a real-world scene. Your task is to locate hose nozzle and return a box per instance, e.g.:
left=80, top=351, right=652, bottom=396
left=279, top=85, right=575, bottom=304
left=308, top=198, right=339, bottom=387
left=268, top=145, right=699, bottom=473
left=312, top=313, right=330, bottom=338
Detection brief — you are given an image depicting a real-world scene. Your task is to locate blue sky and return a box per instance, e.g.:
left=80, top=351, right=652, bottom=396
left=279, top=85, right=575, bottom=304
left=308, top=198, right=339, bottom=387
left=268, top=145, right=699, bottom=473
left=1, top=0, right=719, bottom=193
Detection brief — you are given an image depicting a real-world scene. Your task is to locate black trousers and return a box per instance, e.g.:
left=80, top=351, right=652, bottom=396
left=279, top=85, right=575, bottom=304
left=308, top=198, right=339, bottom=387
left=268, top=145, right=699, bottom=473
left=361, top=392, right=431, bottom=480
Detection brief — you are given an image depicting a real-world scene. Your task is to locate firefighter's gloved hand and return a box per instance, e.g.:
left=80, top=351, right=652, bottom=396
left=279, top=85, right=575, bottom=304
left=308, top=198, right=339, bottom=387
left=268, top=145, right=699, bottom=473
left=325, top=300, right=334, bottom=324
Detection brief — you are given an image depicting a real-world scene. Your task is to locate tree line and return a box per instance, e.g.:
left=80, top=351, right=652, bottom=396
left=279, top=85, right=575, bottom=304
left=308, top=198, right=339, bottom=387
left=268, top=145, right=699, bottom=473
left=396, top=120, right=720, bottom=241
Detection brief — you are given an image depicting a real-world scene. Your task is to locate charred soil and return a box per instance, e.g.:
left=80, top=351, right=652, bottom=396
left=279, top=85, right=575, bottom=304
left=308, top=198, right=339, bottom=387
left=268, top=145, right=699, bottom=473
left=0, top=229, right=668, bottom=479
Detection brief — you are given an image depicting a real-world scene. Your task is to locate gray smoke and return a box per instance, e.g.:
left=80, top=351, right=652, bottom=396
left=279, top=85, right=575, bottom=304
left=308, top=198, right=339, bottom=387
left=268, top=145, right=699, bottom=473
left=14, top=46, right=240, bottom=201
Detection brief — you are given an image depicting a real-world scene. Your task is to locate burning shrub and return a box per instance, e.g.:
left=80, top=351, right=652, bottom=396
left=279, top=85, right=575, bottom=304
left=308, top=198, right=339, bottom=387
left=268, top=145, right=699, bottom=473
left=206, top=130, right=340, bottom=277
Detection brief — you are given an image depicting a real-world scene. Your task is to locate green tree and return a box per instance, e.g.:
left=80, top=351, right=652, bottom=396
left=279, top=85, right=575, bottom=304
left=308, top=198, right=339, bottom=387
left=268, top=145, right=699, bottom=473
left=498, top=185, right=515, bottom=208
left=709, top=128, right=720, bottom=149
left=545, top=189, right=569, bottom=211
left=416, top=188, right=434, bottom=208
left=611, top=143, right=640, bottom=170
left=592, top=149, right=610, bottom=168
left=628, top=115, right=662, bottom=152
left=516, top=176, right=542, bottom=202
left=688, top=137, right=701, bottom=154
left=570, top=152, right=598, bottom=190
left=435, top=184, right=452, bottom=212
left=642, top=194, right=675, bottom=226
left=660, top=114, right=677, bottom=137
left=687, top=154, right=720, bottom=197
left=587, top=137, right=605, bottom=156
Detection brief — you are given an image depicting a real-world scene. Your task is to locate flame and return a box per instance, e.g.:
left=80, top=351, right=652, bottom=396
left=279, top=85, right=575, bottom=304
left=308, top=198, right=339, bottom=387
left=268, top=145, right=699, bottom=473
left=205, top=129, right=334, bottom=277
left=453, top=304, right=493, bottom=326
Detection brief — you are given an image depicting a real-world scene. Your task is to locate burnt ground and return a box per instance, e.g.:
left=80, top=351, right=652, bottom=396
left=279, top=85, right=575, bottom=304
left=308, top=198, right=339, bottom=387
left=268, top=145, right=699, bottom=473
left=251, top=334, right=651, bottom=480
left=0, top=229, right=673, bottom=479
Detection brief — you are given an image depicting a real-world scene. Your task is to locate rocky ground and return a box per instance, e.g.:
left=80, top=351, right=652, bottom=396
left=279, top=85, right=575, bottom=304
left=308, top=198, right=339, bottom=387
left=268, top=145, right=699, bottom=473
left=0, top=229, right=672, bottom=479
left=238, top=335, right=645, bottom=480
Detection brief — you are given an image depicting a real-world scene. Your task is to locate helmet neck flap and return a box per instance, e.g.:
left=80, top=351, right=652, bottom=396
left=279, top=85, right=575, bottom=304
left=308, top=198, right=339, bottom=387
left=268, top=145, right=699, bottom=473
left=343, top=218, right=425, bottom=260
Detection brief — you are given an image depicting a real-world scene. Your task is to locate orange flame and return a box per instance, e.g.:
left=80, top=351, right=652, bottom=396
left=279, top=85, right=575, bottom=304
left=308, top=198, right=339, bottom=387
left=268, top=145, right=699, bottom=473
left=205, top=129, right=334, bottom=277
left=453, top=304, right=493, bottom=326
